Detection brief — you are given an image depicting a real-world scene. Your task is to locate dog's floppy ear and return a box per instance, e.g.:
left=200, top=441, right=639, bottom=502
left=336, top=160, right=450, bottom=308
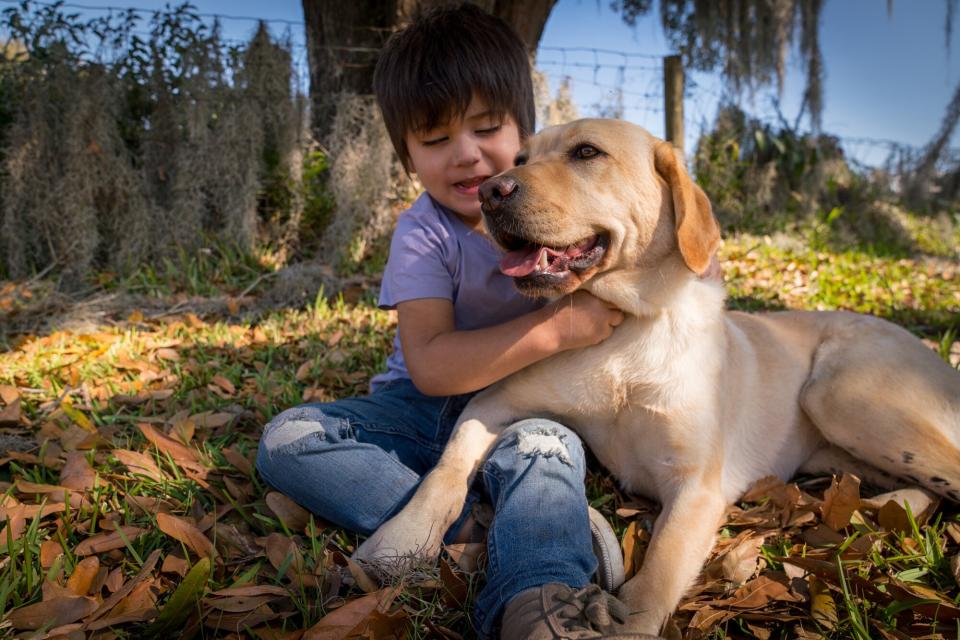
left=653, top=141, right=721, bottom=275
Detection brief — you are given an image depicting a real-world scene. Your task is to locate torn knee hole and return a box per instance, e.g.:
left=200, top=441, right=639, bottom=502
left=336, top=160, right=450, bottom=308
left=516, top=429, right=572, bottom=465
left=263, top=419, right=325, bottom=450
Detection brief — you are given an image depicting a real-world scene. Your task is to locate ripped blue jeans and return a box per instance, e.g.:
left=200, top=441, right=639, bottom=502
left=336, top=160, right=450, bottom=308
left=256, top=378, right=595, bottom=637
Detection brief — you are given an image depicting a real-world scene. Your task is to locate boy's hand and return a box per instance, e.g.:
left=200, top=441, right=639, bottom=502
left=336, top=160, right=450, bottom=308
left=544, top=291, right=625, bottom=352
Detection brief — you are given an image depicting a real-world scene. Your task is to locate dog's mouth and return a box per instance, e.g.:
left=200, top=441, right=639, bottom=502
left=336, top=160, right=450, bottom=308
left=497, top=233, right=608, bottom=281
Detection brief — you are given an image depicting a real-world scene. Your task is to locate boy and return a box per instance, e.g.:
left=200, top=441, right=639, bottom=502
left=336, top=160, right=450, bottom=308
left=257, top=5, right=661, bottom=639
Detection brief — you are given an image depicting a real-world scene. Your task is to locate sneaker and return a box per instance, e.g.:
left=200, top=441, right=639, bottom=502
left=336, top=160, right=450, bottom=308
left=451, top=504, right=625, bottom=592
left=500, top=583, right=663, bottom=640
left=588, top=506, right=625, bottom=592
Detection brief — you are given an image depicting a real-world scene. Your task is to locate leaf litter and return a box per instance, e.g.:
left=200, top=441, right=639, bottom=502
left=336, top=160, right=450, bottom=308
left=1, top=242, right=959, bottom=638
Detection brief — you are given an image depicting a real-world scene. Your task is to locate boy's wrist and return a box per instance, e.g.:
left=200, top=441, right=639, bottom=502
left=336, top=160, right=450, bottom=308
left=534, top=305, right=564, bottom=354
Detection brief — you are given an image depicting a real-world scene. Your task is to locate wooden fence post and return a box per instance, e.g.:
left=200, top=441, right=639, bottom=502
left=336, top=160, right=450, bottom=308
left=664, top=54, right=684, bottom=152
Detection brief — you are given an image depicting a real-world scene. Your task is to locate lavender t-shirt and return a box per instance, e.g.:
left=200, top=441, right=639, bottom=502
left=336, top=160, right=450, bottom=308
left=370, top=193, right=545, bottom=391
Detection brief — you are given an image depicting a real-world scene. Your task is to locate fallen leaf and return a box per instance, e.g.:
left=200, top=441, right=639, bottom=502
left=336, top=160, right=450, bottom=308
left=331, top=551, right=378, bottom=593
left=0, top=384, right=19, bottom=405
left=442, top=543, right=485, bottom=574
left=66, top=556, right=100, bottom=596
left=622, top=520, right=649, bottom=581
left=59, top=452, right=98, bottom=491
left=222, top=446, right=254, bottom=476
left=210, top=375, right=236, bottom=395
left=75, top=526, right=146, bottom=556
left=725, top=576, right=799, bottom=609
left=138, top=423, right=202, bottom=470
left=40, top=539, right=63, bottom=568
left=303, top=586, right=400, bottom=640
left=145, top=556, right=211, bottom=636
left=161, top=554, right=189, bottom=577
left=8, top=595, right=99, bottom=630
left=113, top=449, right=166, bottom=482
left=720, top=533, right=766, bottom=584
left=265, top=492, right=311, bottom=532
left=809, top=576, right=838, bottom=629
left=0, top=397, right=20, bottom=424
left=157, top=513, right=215, bottom=559
left=821, top=473, right=860, bottom=531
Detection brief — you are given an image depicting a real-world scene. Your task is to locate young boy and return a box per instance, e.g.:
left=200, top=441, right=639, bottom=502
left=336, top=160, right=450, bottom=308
left=257, top=6, right=660, bottom=639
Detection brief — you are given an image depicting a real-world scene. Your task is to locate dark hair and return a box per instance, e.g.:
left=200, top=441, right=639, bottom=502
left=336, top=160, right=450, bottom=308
left=373, top=3, right=535, bottom=169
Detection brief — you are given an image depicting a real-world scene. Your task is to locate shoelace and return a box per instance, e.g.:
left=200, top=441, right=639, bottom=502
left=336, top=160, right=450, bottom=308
left=556, top=584, right=630, bottom=632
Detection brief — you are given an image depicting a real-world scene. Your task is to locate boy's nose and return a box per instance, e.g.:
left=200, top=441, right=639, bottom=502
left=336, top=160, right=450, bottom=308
left=479, top=175, right=519, bottom=211
left=453, top=138, right=481, bottom=166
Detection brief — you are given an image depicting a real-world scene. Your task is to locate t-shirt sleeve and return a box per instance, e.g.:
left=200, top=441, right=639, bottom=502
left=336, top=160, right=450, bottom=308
left=379, top=213, right=454, bottom=309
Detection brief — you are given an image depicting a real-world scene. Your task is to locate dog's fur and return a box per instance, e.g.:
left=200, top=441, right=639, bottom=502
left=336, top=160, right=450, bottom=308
left=355, top=120, right=960, bottom=634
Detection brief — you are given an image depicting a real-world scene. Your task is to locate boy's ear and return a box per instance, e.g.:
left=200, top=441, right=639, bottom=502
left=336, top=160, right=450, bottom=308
left=653, top=141, right=720, bottom=275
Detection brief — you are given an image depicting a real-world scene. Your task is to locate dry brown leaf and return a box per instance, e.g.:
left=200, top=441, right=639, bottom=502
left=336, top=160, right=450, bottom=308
left=809, top=576, right=838, bottom=629
left=265, top=492, right=311, bottom=532
left=59, top=452, right=98, bottom=491
left=0, top=397, right=20, bottom=424
left=820, top=473, right=860, bottom=531
left=156, top=513, right=215, bottom=559
left=720, top=533, right=766, bottom=584
left=195, top=412, right=235, bottom=429
left=210, top=585, right=290, bottom=598
left=251, top=625, right=305, bottom=640
left=170, top=412, right=196, bottom=446
left=87, top=548, right=162, bottom=622
left=204, top=603, right=278, bottom=633
left=0, top=384, right=19, bottom=405
left=222, top=446, right=254, bottom=476
left=113, top=449, right=166, bottom=482
left=725, top=576, right=799, bottom=609
left=66, top=556, right=100, bottom=596
left=331, top=551, right=378, bottom=594
left=302, top=586, right=401, bottom=640
left=263, top=533, right=305, bottom=582
left=295, top=361, right=312, bottom=382
left=622, top=520, right=649, bottom=581
left=688, top=606, right=735, bottom=632
left=40, top=539, right=63, bottom=568
left=160, top=553, right=189, bottom=577
left=440, top=559, right=468, bottom=607
left=138, top=423, right=203, bottom=470
left=75, top=526, right=145, bottom=556
left=210, top=375, right=236, bottom=396
left=205, top=595, right=279, bottom=612
left=443, top=543, right=485, bottom=574
left=8, top=595, right=99, bottom=630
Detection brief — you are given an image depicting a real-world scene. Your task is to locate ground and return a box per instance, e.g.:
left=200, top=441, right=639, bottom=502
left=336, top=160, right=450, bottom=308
left=0, top=233, right=958, bottom=639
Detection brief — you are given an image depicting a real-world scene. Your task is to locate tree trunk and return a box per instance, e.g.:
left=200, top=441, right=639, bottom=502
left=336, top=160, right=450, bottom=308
left=301, top=0, right=557, bottom=142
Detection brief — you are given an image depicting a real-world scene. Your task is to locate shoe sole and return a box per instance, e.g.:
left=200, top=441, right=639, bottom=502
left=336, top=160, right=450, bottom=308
left=588, top=506, right=626, bottom=592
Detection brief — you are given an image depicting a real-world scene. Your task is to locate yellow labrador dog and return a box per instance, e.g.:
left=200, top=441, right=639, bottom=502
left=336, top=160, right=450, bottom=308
left=356, top=119, right=960, bottom=634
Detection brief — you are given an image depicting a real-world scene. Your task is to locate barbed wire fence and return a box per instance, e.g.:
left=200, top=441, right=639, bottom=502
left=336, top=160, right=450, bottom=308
left=2, top=0, right=955, bottom=284
left=1, top=0, right=942, bottom=170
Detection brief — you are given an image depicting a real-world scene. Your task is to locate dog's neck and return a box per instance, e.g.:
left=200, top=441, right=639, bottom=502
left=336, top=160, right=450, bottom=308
left=583, top=257, right=726, bottom=318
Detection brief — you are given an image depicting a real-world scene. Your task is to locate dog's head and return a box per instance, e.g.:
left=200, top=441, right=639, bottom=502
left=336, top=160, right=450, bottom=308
left=480, top=119, right=720, bottom=299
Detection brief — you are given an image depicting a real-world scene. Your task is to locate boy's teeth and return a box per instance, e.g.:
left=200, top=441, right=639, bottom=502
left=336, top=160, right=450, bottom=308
left=538, top=251, right=548, bottom=271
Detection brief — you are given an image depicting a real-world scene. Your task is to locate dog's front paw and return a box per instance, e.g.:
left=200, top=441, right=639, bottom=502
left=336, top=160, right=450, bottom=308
left=353, top=514, right=444, bottom=577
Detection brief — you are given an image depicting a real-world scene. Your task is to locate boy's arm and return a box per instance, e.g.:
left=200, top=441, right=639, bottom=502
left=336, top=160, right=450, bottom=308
left=398, top=292, right=624, bottom=397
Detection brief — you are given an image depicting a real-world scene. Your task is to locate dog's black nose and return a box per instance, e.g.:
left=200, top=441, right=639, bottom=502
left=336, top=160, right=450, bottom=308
left=480, top=175, right=519, bottom=211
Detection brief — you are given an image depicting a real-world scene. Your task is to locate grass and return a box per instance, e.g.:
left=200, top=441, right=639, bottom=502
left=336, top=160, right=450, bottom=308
left=0, top=230, right=958, bottom=638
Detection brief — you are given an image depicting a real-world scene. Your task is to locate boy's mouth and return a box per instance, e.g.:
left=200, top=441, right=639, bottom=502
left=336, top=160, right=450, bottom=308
left=454, top=176, right=488, bottom=191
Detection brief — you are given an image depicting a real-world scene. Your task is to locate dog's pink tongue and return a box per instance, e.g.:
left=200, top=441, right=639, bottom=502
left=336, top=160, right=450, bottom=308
left=499, top=246, right=547, bottom=277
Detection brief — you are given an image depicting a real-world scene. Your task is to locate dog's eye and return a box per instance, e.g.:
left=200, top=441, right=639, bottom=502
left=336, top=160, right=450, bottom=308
left=573, top=144, right=601, bottom=160
left=514, top=154, right=527, bottom=167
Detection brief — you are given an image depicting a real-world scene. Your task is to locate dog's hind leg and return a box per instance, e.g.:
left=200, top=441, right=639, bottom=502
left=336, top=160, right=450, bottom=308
left=799, top=315, right=960, bottom=501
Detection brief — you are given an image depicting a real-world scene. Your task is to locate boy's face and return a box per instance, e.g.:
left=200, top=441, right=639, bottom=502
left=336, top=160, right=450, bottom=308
left=404, top=97, right=521, bottom=229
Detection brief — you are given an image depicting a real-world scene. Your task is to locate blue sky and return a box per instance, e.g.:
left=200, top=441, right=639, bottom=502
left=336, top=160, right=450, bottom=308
left=13, top=0, right=958, bottom=165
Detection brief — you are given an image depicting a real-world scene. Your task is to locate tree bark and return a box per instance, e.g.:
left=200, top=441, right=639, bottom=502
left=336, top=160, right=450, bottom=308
left=301, top=0, right=557, bottom=142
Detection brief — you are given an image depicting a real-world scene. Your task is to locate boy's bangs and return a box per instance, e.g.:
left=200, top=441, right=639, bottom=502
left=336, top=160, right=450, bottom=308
left=407, top=81, right=512, bottom=135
